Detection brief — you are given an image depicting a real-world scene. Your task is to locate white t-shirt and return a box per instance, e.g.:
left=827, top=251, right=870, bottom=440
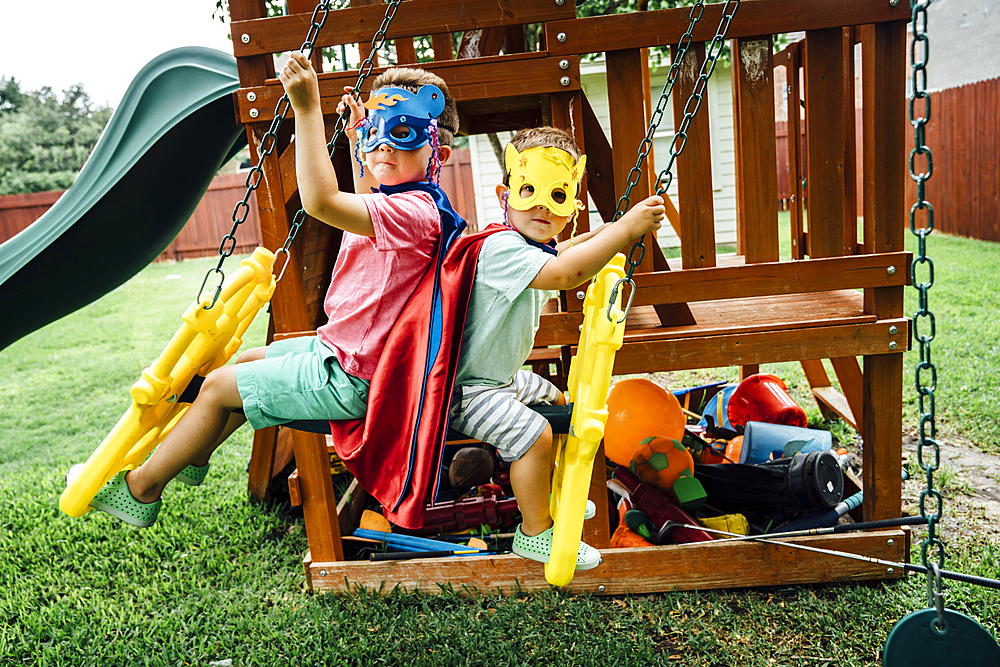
left=454, top=231, right=557, bottom=387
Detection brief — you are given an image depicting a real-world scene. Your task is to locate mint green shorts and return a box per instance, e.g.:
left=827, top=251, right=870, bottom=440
left=234, top=336, right=369, bottom=430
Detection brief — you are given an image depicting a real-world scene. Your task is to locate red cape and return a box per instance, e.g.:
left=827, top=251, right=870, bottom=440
left=329, top=224, right=505, bottom=528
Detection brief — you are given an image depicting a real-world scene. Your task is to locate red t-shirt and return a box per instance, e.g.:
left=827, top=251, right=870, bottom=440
left=316, top=190, right=440, bottom=380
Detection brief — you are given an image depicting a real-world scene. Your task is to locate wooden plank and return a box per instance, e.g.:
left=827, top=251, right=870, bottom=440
left=431, top=32, right=453, bottom=61
left=395, top=37, right=417, bottom=64
left=229, top=0, right=273, bottom=88
left=733, top=37, right=779, bottom=263
left=594, top=252, right=907, bottom=307
left=305, top=529, right=908, bottom=594
left=291, top=429, right=345, bottom=563
left=863, top=353, right=904, bottom=521
left=672, top=41, right=717, bottom=269
left=805, top=27, right=847, bottom=259
left=581, top=94, right=617, bottom=223
left=780, top=41, right=806, bottom=259
left=842, top=26, right=858, bottom=255
left=248, top=426, right=279, bottom=502
left=336, top=477, right=368, bottom=541
left=537, top=289, right=879, bottom=348
left=812, top=386, right=856, bottom=428
left=605, top=48, right=695, bottom=327
left=606, top=49, right=653, bottom=267
left=231, top=0, right=574, bottom=57
left=860, top=21, right=907, bottom=523
left=610, top=318, right=908, bottom=374
left=830, top=355, right=864, bottom=428
left=236, top=54, right=580, bottom=123
left=799, top=359, right=840, bottom=421
left=544, top=0, right=911, bottom=56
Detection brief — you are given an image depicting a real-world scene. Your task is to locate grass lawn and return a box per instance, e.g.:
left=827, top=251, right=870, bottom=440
left=2, top=231, right=998, bottom=666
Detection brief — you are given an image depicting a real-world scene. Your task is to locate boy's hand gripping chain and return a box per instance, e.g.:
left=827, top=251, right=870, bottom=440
left=59, top=249, right=276, bottom=518
left=546, top=255, right=627, bottom=587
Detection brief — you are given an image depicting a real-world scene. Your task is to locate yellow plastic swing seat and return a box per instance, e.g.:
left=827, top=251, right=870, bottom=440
left=546, top=254, right=627, bottom=587
left=59, top=247, right=277, bottom=518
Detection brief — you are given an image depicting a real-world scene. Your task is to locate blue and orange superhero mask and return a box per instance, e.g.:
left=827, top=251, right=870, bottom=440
left=359, top=84, right=446, bottom=153
left=504, top=144, right=586, bottom=218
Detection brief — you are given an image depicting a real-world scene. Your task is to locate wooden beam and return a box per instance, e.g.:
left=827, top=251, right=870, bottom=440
left=610, top=319, right=908, bottom=374
left=733, top=37, right=779, bottom=263
left=544, top=0, right=912, bottom=56
left=805, top=27, right=847, bottom=258
left=231, top=0, right=574, bottom=57
left=830, top=355, right=864, bottom=427
left=306, top=529, right=908, bottom=594
left=860, top=20, right=907, bottom=522
left=779, top=41, right=806, bottom=259
left=235, top=54, right=580, bottom=123
left=613, top=251, right=909, bottom=307
left=581, top=95, right=616, bottom=223
left=672, top=41, right=717, bottom=269
left=431, top=33, right=454, bottom=61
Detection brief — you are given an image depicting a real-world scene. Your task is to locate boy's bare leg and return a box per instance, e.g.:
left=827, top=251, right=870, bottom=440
left=126, top=346, right=266, bottom=503
left=187, top=346, right=266, bottom=465
left=509, top=424, right=555, bottom=536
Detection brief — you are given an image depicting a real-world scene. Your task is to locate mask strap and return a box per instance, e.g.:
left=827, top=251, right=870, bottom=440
left=425, top=119, right=442, bottom=185
left=351, top=117, right=367, bottom=177
left=501, top=189, right=511, bottom=227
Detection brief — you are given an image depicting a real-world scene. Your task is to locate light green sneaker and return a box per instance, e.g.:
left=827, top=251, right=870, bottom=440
left=175, top=462, right=210, bottom=486
left=89, top=471, right=161, bottom=528
left=511, top=524, right=602, bottom=570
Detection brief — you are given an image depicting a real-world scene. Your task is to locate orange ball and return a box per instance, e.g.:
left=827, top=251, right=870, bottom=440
left=604, top=378, right=685, bottom=466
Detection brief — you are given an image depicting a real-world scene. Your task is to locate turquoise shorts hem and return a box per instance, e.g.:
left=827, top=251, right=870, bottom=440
left=235, top=336, right=369, bottom=430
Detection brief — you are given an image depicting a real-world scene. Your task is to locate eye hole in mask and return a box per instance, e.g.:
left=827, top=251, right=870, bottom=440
left=519, top=184, right=535, bottom=198
left=550, top=188, right=567, bottom=205
left=389, top=124, right=415, bottom=141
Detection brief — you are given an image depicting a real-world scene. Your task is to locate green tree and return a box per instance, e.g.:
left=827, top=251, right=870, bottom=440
left=0, top=80, right=113, bottom=195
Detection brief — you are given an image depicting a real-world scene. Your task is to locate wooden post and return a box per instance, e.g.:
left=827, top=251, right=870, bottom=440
left=783, top=42, right=806, bottom=260
left=860, top=21, right=907, bottom=522
left=732, top=37, right=779, bottom=264
left=672, top=41, right=717, bottom=270
left=805, top=27, right=847, bottom=259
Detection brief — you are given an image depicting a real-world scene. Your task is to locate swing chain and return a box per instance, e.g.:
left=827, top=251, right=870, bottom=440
left=608, top=0, right=741, bottom=321
left=275, top=0, right=402, bottom=277
left=199, top=1, right=336, bottom=308
left=907, top=0, right=945, bottom=579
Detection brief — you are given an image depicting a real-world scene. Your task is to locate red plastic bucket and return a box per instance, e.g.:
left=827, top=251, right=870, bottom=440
left=726, top=373, right=807, bottom=428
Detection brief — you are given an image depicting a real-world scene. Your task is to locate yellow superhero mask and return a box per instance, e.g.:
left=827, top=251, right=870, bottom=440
left=505, top=144, right=586, bottom=218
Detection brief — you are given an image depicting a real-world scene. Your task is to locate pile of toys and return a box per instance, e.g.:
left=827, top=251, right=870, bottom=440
left=604, top=374, right=852, bottom=548
left=347, top=372, right=853, bottom=559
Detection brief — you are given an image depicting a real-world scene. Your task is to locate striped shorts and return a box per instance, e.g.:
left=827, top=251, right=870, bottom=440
left=449, top=369, right=563, bottom=462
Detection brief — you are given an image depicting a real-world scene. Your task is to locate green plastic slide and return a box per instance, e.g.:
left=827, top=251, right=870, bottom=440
left=0, top=46, right=248, bottom=351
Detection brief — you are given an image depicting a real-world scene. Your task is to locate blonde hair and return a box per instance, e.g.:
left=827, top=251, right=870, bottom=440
left=370, top=67, right=459, bottom=147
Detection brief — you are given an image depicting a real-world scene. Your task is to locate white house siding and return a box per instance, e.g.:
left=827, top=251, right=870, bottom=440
left=467, top=59, right=738, bottom=249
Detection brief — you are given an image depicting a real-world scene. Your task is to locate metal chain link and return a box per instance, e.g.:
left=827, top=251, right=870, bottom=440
left=907, top=0, right=945, bottom=584
left=198, top=0, right=400, bottom=306
left=275, top=0, right=402, bottom=282
left=608, top=0, right=741, bottom=321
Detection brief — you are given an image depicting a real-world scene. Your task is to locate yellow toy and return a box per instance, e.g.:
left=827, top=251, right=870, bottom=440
left=60, top=247, right=276, bottom=518
left=546, top=254, right=627, bottom=587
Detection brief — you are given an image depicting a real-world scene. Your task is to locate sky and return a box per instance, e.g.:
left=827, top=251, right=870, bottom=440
left=3, top=1, right=235, bottom=107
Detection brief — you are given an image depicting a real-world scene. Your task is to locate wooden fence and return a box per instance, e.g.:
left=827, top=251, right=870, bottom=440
left=0, top=148, right=478, bottom=259
left=904, top=76, right=1000, bottom=243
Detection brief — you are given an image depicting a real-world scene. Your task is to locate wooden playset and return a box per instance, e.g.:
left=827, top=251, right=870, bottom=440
left=227, top=0, right=914, bottom=594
